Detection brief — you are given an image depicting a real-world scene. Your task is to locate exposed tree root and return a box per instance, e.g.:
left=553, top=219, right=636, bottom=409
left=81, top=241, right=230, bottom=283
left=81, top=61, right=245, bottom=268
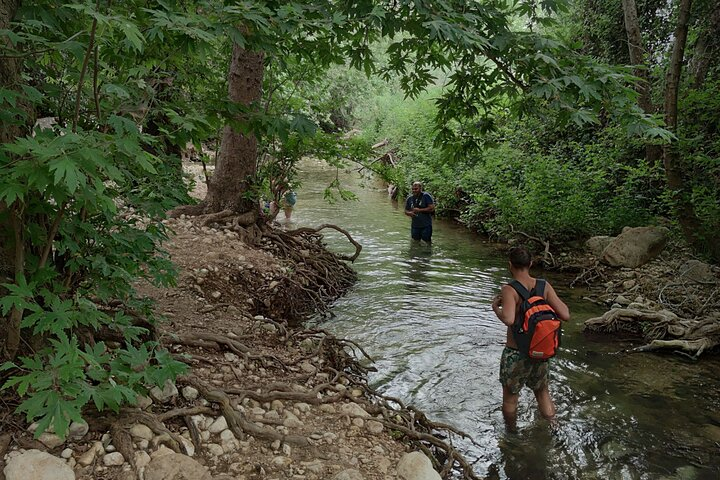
left=585, top=308, right=720, bottom=358
left=178, top=376, right=310, bottom=447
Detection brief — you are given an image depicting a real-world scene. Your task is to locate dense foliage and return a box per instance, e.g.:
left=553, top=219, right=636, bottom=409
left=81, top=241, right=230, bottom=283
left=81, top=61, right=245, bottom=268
left=356, top=0, right=720, bottom=259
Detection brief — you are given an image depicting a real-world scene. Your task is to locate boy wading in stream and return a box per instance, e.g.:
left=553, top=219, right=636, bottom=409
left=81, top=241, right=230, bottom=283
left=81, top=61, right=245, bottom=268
left=491, top=246, right=571, bottom=431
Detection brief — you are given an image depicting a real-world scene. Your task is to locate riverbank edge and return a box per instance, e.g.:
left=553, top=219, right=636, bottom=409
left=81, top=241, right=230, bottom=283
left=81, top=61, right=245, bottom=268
left=0, top=215, right=477, bottom=480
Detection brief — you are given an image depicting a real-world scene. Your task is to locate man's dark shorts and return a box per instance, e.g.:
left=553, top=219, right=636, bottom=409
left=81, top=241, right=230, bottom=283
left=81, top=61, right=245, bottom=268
left=411, top=225, right=432, bottom=242
left=499, top=347, right=549, bottom=395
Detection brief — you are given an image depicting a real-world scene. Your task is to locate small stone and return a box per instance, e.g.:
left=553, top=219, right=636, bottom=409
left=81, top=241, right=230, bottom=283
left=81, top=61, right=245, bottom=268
left=272, top=456, right=292, bottom=467
left=220, top=429, right=235, bottom=443
left=130, top=424, right=154, bottom=441
left=271, top=439, right=281, bottom=451
left=282, top=443, right=291, bottom=456
left=366, top=420, right=384, bottom=434
left=181, top=386, right=199, bottom=401
left=136, top=395, right=153, bottom=410
left=208, top=416, right=228, bottom=434
left=37, top=432, right=64, bottom=449
left=103, top=452, right=125, bottom=466
left=211, top=291, right=222, bottom=299
left=206, top=443, right=224, bottom=456
left=149, top=379, right=178, bottom=404
left=78, top=441, right=104, bottom=466
left=69, top=420, right=89, bottom=439
left=60, top=448, right=73, bottom=459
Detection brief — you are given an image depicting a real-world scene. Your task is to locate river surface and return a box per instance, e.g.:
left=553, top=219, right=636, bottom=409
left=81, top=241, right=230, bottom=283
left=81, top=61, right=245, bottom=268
left=291, top=159, right=720, bottom=480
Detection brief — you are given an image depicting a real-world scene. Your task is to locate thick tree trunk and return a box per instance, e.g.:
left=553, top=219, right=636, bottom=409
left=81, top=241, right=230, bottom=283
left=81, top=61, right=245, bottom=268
left=662, top=0, right=698, bottom=243
left=690, top=3, right=720, bottom=89
left=1, top=0, right=23, bottom=144
left=621, top=0, right=652, bottom=114
left=621, top=0, right=661, bottom=163
left=202, top=43, right=264, bottom=219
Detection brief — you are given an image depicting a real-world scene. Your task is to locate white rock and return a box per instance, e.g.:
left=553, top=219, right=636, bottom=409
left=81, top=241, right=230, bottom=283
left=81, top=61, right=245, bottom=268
left=68, top=421, right=89, bottom=439
left=180, top=436, right=195, bottom=457
left=78, top=441, right=104, bottom=466
left=144, top=453, right=212, bottom=480
left=181, top=386, right=199, bottom=401
left=134, top=451, right=151, bottom=470
left=206, top=443, right=224, bottom=456
left=272, top=456, right=292, bottom=467
left=339, top=403, right=370, bottom=418
left=220, top=430, right=235, bottom=443
left=295, top=402, right=311, bottom=413
left=60, top=448, right=73, bottom=459
left=149, top=380, right=178, bottom=403
left=3, top=449, right=75, bottom=480
left=208, top=416, right=228, bottom=434
left=397, top=451, right=441, bottom=480
left=130, top=424, right=154, bottom=441
left=103, top=452, right=125, bottom=466
left=366, top=420, right=384, bottom=434
left=333, top=469, right=364, bottom=480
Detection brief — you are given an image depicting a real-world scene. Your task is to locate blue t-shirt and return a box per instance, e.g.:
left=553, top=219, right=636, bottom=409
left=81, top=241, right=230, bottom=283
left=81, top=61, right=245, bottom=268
left=405, top=192, right=434, bottom=228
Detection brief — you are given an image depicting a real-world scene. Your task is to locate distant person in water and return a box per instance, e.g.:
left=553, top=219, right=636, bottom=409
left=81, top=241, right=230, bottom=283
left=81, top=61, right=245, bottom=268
left=491, top=246, right=570, bottom=432
left=404, top=181, right=435, bottom=243
left=281, top=189, right=297, bottom=222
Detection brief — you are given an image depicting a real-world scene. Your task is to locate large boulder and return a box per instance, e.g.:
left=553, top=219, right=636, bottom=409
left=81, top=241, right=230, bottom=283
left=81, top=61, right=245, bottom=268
left=397, top=452, right=441, bottom=480
left=601, top=226, right=669, bottom=268
left=144, top=453, right=212, bottom=480
left=3, top=449, right=75, bottom=480
left=585, top=236, right=614, bottom=257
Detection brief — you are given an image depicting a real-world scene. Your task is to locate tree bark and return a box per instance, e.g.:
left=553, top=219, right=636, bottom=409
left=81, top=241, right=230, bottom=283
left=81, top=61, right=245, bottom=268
left=202, top=43, right=265, bottom=219
left=690, top=3, right=720, bottom=89
left=662, top=0, right=698, bottom=242
left=621, top=0, right=653, bottom=114
left=621, top=0, right=661, bottom=163
left=0, top=0, right=23, bottom=144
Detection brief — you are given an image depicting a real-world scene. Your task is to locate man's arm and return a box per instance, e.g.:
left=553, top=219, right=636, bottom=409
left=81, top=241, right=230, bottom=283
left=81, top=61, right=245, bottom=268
left=545, top=282, right=570, bottom=321
left=492, top=285, right=517, bottom=327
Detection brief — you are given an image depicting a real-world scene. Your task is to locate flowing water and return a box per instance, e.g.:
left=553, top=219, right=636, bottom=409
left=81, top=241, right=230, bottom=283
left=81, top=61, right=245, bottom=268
left=291, top=159, right=720, bottom=480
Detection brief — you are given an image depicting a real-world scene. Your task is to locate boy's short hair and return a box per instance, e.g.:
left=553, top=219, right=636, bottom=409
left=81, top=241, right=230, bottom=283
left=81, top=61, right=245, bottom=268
left=509, top=246, right=532, bottom=269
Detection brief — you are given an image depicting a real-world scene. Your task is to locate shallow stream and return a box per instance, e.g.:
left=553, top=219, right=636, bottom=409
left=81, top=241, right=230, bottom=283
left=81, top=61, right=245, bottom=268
left=293, top=160, right=720, bottom=480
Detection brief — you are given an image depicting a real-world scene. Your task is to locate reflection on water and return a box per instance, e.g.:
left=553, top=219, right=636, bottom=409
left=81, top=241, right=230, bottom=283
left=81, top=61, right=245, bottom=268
left=296, top=160, right=720, bottom=479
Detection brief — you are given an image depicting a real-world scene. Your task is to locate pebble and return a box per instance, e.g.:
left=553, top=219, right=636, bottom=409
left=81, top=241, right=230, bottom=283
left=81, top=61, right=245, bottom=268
left=208, top=416, right=228, bottom=433
left=103, top=452, right=125, bottom=466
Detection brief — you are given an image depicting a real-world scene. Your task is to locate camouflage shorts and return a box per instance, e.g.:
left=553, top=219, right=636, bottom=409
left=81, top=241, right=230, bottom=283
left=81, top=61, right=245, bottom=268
left=499, top=347, right=550, bottom=395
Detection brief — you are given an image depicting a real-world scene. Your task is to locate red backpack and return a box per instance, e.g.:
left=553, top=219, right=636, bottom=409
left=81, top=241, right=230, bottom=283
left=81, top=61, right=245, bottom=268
left=509, top=279, right=562, bottom=360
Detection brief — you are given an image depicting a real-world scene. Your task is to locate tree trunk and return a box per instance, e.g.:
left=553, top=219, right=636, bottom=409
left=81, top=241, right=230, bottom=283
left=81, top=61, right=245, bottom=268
left=1, top=0, right=23, bottom=144
left=202, top=43, right=264, bottom=219
left=662, top=0, right=698, bottom=243
left=690, top=3, right=720, bottom=89
left=0, top=0, right=24, bottom=359
left=621, top=0, right=653, bottom=114
left=621, top=0, right=661, bottom=163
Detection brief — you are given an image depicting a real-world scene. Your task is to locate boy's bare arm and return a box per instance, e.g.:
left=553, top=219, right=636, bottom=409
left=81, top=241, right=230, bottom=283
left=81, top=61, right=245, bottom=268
left=492, top=285, right=517, bottom=326
left=545, top=283, right=570, bottom=321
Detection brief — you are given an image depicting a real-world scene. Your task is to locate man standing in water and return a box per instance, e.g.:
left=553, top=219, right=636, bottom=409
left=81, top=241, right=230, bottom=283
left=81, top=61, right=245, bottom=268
left=404, top=181, right=435, bottom=243
left=491, top=246, right=570, bottom=431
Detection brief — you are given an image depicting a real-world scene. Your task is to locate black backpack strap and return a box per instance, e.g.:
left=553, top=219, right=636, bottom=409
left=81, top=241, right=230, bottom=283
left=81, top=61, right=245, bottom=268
left=508, top=280, right=531, bottom=301
left=532, top=279, right=547, bottom=297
